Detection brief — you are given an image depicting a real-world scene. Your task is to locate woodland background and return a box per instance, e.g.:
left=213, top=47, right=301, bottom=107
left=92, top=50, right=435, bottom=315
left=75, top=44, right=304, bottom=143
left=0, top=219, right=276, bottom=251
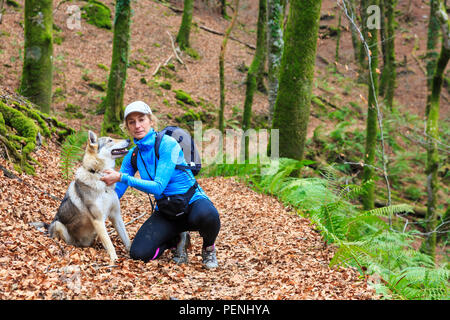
left=0, top=0, right=448, bottom=300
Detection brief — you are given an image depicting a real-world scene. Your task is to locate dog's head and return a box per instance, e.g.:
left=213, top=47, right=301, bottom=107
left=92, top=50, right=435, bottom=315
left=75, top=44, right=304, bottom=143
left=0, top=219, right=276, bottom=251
left=83, top=131, right=130, bottom=171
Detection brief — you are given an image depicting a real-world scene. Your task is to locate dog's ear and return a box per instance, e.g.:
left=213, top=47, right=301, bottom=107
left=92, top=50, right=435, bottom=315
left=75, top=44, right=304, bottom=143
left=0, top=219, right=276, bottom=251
left=88, top=130, right=98, bottom=145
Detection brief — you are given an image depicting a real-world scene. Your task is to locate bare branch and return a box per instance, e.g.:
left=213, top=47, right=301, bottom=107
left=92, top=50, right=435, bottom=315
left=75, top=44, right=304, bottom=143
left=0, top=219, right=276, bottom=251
left=166, top=31, right=189, bottom=72
left=199, top=25, right=256, bottom=50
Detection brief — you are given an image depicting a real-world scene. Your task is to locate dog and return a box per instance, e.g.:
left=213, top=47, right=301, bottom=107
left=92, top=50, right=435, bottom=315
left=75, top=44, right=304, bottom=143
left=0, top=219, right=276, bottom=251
left=47, top=130, right=131, bottom=263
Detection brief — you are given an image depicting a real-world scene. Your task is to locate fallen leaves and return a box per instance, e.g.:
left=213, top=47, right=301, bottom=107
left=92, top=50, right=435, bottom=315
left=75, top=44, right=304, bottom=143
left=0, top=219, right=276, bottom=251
left=0, top=139, right=377, bottom=300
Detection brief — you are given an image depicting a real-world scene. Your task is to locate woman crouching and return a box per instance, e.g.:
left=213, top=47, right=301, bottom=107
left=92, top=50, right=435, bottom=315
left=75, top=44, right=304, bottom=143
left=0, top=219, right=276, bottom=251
left=101, top=101, right=220, bottom=269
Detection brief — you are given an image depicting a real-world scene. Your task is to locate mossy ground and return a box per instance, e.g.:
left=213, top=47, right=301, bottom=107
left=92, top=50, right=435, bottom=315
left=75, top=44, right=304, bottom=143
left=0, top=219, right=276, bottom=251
left=81, top=0, right=112, bottom=30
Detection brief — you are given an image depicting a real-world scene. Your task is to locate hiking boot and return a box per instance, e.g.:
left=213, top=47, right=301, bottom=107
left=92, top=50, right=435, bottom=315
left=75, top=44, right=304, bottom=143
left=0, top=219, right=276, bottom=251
left=172, top=232, right=191, bottom=265
left=202, top=245, right=218, bottom=269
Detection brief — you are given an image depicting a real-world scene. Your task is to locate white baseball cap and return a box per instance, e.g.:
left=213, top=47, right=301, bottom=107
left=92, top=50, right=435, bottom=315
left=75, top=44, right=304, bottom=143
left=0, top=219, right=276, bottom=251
left=124, top=101, right=152, bottom=120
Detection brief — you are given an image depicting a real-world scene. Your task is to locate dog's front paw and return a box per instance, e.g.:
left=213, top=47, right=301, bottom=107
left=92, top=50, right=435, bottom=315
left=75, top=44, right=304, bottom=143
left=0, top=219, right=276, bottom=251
left=109, top=253, right=118, bottom=264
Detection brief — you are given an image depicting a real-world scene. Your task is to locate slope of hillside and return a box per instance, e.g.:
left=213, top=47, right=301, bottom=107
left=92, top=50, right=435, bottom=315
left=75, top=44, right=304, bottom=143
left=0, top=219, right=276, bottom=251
left=0, top=0, right=448, bottom=299
left=1, top=0, right=447, bottom=134
left=0, top=137, right=376, bottom=299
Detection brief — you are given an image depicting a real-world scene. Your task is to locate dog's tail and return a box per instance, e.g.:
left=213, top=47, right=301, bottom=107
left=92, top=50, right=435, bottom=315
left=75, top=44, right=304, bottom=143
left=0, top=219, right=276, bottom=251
left=29, top=221, right=50, bottom=233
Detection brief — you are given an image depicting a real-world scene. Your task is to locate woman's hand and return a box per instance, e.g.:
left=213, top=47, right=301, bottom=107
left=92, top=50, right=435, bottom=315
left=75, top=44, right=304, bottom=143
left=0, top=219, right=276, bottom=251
left=101, top=169, right=122, bottom=186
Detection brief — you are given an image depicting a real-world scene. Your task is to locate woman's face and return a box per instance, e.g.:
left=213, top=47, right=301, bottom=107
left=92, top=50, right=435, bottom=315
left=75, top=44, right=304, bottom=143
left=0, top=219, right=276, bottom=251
left=126, top=112, right=152, bottom=140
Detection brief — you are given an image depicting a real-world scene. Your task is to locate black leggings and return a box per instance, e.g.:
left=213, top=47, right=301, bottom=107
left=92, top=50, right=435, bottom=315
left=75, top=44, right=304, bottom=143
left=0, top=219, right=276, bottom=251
left=129, top=197, right=220, bottom=262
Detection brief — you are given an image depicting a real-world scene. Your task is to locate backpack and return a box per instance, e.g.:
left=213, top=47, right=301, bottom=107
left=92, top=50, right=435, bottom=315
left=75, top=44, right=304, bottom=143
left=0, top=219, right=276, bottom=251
left=130, top=126, right=201, bottom=176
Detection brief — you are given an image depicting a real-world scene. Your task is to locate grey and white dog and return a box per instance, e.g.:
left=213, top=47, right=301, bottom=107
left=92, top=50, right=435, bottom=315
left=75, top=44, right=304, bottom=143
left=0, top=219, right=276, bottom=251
left=46, top=131, right=131, bottom=262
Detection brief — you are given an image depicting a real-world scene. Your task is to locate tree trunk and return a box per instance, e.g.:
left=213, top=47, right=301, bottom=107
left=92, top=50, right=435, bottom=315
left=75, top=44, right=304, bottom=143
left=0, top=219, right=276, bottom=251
left=379, top=0, right=397, bottom=110
left=421, top=0, right=450, bottom=261
left=219, top=0, right=229, bottom=19
left=426, top=0, right=440, bottom=93
left=425, top=0, right=441, bottom=119
left=271, top=0, right=323, bottom=161
left=242, top=0, right=267, bottom=133
left=335, top=11, right=342, bottom=67
left=267, top=0, right=284, bottom=124
left=19, top=0, right=53, bottom=114
left=384, top=0, right=397, bottom=110
left=0, top=0, right=5, bottom=24
left=101, top=0, right=132, bottom=136
left=362, top=0, right=380, bottom=210
left=379, top=0, right=387, bottom=96
left=358, top=0, right=369, bottom=73
left=348, top=0, right=361, bottom=63
left=255, top=0, right=267, bottom=93
left=219, top=0, right=239, bottom=133
left=176, top=0, right=194, bottom=50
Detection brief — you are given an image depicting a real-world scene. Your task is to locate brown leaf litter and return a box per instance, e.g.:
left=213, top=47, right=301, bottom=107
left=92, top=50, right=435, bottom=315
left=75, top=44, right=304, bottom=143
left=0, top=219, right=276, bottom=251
left=0, top=138, right=377, bottom=300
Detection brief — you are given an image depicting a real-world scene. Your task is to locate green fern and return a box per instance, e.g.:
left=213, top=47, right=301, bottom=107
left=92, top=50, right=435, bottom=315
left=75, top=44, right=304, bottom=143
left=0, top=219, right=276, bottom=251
left=60, top=131, right=87, bottom=180
left=319, top=202, right=347, bottom=241
left=202, top=157, right=450, bottom=300
left=391, top=266, right=450, bottom=299
left=340, top=179, right=373, bottom=200
left=360, top=204, right=414, bottom=218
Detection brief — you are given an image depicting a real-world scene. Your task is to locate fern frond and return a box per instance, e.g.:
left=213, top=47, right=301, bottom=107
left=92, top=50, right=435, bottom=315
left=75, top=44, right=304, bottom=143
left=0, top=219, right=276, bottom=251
left=317, top=202, right=347, bottom=241
left=340, top=179, right=373, bottom=200
left=278, top=178, right=334, bottom=210
left=360, top=204, right=414, bottom=218
left=60, top=131, right=87, bottom=180
left=318, top=164, right=343, bottom=192
left=392, top=266, right=450, bottom=300
left=346, top=215, right=389, bottom=239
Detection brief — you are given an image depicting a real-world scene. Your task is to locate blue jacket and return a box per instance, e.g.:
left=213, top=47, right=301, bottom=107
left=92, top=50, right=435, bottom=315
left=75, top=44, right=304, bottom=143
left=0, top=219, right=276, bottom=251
left=115, top=128, right=209, bottom=204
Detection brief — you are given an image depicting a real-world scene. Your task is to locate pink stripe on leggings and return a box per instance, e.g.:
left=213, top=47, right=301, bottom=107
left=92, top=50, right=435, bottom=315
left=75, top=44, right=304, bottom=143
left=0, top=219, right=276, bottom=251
left=151, top=248, right=160, bottom=260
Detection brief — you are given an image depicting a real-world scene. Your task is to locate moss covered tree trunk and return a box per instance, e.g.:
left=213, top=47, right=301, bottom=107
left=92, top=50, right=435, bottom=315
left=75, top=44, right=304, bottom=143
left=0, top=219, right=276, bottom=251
left=362, top=0, right=380, bottom=210
left=379, top=0, right=397, bottom=110
left=425, top=0, right=441, bottom=119
left=426, top=0, right=440, bottom=92
left=421, top=0, right=450, bottom=261
left=335, top=11, right=342, bottom=66
left=383, top=0, right=396, bottom=110
left=348, top=0, right=361, bottom=63
left=219, top=0, right=229, bottom=19
left=19, top=0, right=53, bottom=114
left=101, top=0, right=132, bottom=136
left=379, top=0, right=386, bottom=95
left=358, top=0, right=369, bottom=73
left=219, top=0, right=239, bottom=133
left=0, top=89, right=73, bottom=175
left=379, top=0, right=387, bottom=80
left=242, top=0, right=267, bottom=130
left=255, top=0, right=267, bottom=93
left=271, top=0, right=322, bottom=161
left=242, top=0, right=268, bottom=159
left=267, top=0, right=284, bottom=124
left=176, top=0, right=194, bottom=50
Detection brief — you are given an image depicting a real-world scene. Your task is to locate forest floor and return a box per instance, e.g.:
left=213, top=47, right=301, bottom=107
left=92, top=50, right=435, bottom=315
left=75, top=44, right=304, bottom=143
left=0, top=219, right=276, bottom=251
left=0, top=140, right=375, bottom=299
left=0, top=0, right=448, bottom=299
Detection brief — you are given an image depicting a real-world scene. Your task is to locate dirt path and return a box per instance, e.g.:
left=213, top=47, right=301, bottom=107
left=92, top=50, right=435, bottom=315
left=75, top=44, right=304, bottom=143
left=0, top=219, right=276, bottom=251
left=0, top=140, right=376, bottom=300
